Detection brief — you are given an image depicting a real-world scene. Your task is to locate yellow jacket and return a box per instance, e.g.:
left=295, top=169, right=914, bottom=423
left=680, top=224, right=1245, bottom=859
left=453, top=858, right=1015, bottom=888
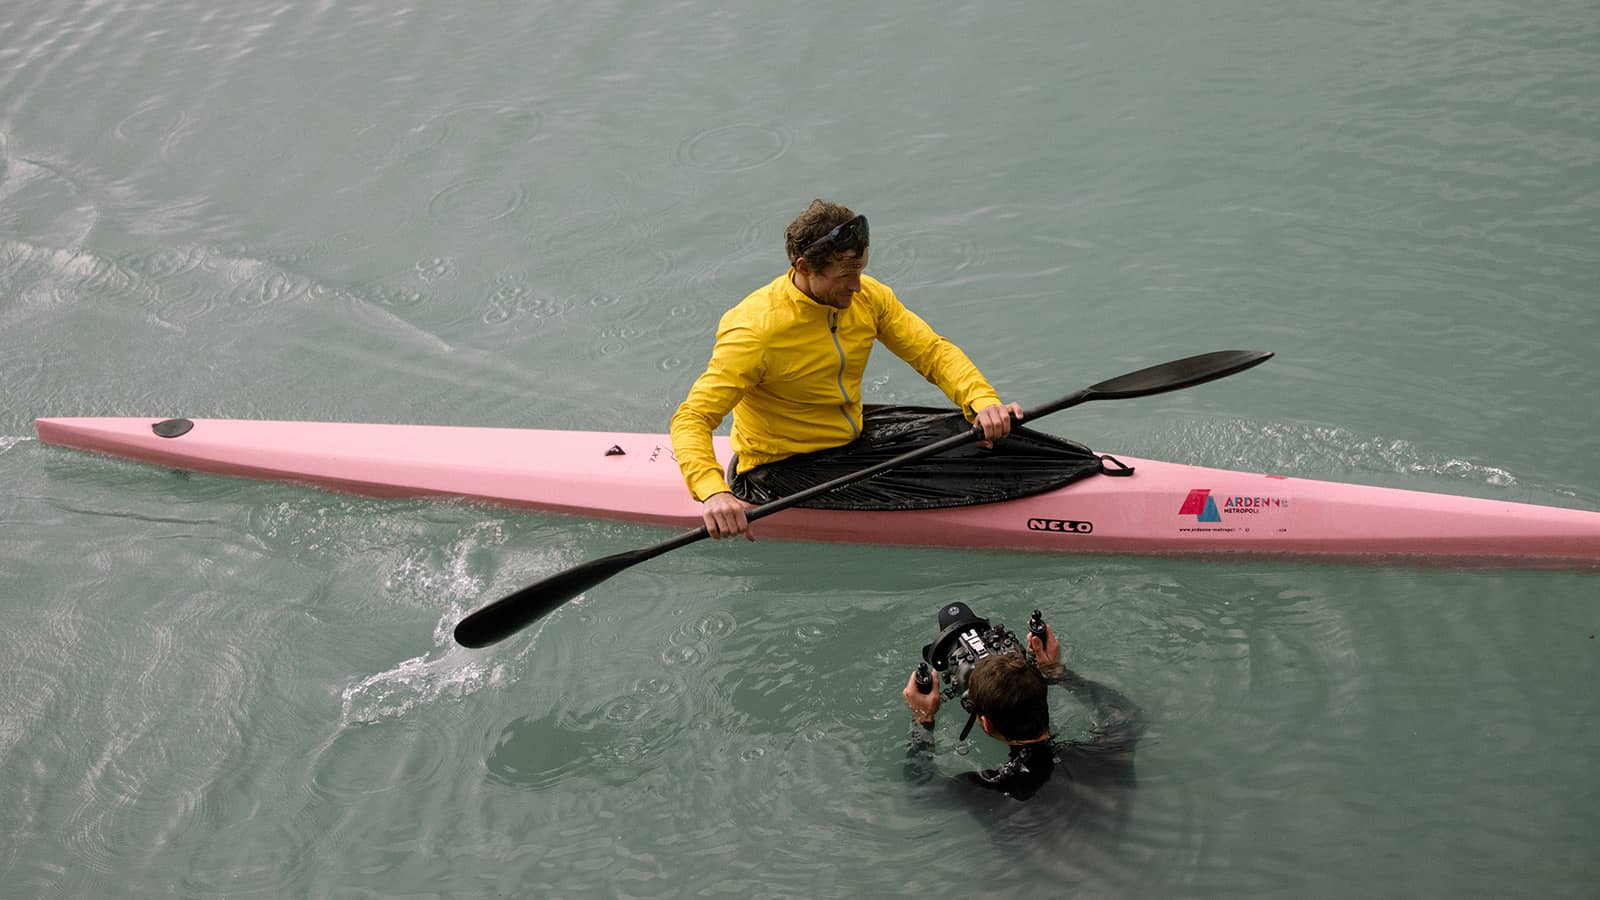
left=670, top=271, right=1002, bottom=501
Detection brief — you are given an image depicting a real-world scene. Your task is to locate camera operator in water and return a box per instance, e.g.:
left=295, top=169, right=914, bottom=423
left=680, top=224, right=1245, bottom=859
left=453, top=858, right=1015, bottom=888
left=902, top=603, right=1142, bottom=803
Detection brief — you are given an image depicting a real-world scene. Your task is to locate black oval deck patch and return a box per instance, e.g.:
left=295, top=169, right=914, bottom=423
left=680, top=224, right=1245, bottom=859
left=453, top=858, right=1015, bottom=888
left=152, top=418, right=194, bottom=438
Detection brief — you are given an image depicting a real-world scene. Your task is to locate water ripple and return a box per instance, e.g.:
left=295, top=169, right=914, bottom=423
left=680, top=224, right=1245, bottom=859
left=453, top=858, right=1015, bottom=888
left=485, top=667, right=693, bottom=791
left=309, top=714, right=454, bottom=801
left=0, top=153, right=100, bottom=248
left=478, top=273, right=569, bottom=327
left=354, top=98, right=546, bottom=166
left=59, top=623, right=256, bottom=882
left=177, top=814, right=323, bottom=899
left=113, top=100, right=189, bottom=147
left=426, top=177, right=528, bottom=228
left=862, top=225, right=991, bottom=291
left=672, top=122, right=792, bottom=173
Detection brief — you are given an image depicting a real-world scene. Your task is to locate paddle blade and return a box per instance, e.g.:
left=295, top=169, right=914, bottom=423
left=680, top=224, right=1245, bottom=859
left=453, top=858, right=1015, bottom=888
left=453, top=547, right=647, bottom=648
left=1086, top=350, right=1273, bottom=399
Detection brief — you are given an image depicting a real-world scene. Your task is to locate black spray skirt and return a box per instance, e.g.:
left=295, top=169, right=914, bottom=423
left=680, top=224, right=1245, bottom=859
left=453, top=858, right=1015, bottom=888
left=730, top=405, right=1123, bottom=511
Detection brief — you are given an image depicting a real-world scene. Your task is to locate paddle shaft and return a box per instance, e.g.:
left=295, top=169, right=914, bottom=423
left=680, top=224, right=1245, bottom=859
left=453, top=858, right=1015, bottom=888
left=452, top=350, right=1272, bottom=648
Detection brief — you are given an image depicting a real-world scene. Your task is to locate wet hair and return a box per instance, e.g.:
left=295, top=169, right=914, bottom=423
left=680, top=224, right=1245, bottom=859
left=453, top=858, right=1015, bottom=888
left=966, top=653, right=1050, bottom=741
left=785, top=198, right=860, bottom=269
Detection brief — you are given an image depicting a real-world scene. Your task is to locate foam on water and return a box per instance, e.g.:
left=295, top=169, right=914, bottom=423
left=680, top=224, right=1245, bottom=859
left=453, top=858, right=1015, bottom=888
left=338, top=521, right=579, bottom=727
left=338, top=643, right=508, bottom=727
left=1147, top=416, right=1522, bottom=488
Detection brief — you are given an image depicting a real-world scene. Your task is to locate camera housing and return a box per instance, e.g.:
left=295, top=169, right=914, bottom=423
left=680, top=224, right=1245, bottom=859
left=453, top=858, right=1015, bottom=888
left=920, top=601, right=1029, bottom=709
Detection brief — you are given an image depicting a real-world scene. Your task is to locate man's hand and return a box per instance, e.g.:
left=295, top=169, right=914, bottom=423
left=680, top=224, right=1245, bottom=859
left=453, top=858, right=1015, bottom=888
left=1028, top=623, right=1065, bottom=679
left=903, top=668, right=941, bottom=724
left=701, top=491, right=755, bottom=540
left=975, top=401, right=1024, bottom=448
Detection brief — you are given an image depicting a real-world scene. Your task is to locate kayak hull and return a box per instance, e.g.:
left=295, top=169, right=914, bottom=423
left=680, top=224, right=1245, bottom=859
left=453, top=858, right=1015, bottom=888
left=33, top=416, right=1600, bottom=569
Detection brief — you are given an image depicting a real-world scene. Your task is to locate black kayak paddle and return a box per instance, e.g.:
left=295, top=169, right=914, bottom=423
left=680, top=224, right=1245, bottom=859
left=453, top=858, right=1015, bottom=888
left=453, top=349, right=1274, bottom=648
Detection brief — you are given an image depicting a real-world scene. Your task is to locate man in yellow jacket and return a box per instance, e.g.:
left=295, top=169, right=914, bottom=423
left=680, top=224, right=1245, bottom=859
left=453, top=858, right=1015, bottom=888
left=671, top=199, right=1023, bottom=539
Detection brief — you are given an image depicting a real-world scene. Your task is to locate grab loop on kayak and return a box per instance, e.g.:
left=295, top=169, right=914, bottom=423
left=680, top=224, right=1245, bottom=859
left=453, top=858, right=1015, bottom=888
left=152, top=418, right=194, bottom=439
left=605, top=444, right=625, bottom=456
left=1097, top=454, right=1134, bottom=477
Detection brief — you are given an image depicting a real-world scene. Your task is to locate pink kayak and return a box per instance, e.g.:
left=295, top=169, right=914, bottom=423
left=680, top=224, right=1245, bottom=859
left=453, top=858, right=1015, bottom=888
left=33, top=416, right=1600, bottom=569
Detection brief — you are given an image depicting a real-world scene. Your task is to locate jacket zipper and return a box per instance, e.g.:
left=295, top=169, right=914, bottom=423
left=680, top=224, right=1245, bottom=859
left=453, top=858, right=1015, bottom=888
left=827, top=310, right=859, bottom=439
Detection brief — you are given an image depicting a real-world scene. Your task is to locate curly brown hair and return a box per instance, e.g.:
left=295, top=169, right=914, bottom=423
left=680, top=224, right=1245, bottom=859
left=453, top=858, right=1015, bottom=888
left=785, top=199, right=860, bottom=268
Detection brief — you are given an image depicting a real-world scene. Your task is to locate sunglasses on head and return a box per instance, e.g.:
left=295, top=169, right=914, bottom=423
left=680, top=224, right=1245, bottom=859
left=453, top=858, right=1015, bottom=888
left=799, top=214, right=869, bottom=262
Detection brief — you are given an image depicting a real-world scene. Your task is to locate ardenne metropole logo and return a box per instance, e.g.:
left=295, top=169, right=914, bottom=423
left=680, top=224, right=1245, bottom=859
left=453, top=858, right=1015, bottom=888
left=1179, top=488, right=1288, bottom=522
